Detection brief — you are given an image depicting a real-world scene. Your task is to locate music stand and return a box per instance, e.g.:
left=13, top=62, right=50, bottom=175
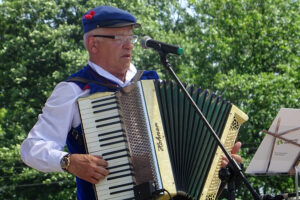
left=246, top=108, right=300, bottom=199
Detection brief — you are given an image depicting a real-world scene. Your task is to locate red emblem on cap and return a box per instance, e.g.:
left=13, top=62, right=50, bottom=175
left=84, top=10, right=95, bottom=20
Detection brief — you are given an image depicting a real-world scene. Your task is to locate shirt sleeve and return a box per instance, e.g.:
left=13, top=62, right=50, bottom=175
left=20, top=82, right=86, bottom=172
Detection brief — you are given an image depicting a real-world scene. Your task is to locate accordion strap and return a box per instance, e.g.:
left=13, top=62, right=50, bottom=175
left=66, top=76, right=119, bottom=90
left=131, top=70, right=145, bottom=83
left=66, top=70, right=145, bottom=90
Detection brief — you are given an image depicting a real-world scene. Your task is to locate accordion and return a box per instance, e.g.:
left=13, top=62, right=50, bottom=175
left=77, top=80, right=248, bottom=200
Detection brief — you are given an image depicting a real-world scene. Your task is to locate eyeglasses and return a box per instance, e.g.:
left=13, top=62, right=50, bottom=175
left=93, top=35, right=138, bottom=44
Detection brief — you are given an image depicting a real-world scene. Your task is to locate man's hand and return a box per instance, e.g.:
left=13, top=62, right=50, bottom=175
left=221, top=142, right=242, bottom=167
left=67, top=154, right=109, bottom=184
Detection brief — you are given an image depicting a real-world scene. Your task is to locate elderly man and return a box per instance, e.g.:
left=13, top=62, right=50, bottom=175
left=21, top=5, right=242, bottom=200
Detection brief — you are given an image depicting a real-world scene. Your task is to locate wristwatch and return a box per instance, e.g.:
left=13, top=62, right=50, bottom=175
left=60, top=153, right=71, bottom=172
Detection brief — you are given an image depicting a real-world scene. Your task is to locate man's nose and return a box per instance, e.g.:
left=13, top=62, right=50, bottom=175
left=123, top=40, right=134, bottom=50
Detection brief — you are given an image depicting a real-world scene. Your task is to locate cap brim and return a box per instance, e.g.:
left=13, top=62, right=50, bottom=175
left=100, top=22, right=141, bottom=28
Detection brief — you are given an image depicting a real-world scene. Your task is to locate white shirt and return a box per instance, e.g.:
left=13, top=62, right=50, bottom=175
left=20, top=61, right=137, bottom=172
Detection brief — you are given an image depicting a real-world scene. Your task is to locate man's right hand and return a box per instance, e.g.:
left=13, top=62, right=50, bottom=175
left=67, top=154, right=109, bottom=184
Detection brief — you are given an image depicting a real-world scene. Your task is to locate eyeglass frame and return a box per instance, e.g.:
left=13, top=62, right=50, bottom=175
left=92, top=34, right=138, bottom=44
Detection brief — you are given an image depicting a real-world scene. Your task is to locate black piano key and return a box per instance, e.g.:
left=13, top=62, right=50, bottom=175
left=107, top=163, right=132, bottom=170
left=100, top=139, right=127, bottom=147
left=122, top=197, right=135, bottom=200
left=95, top=115, right=120, bottom=123
left=109, top=182, right=135, bottom=190
left=96, top=120, right=122, bottom=128
left=98, top=129, right=124, bottom=137
left=93, top=106, right=119, bottom=114
left=92, top=101, right=117, bottom=109
left=102, top=148, right=129, bottom=157
left=105, top=153, right=130, bottom=161
left=99, top=133, right=125, bottom=142
left=107, top=172, right=134, bottom=181
left=110, top=187, right=134, bottom=195
left=109, top=168, right=133, bottom=175
left=91, top=96, right=116, bottom=104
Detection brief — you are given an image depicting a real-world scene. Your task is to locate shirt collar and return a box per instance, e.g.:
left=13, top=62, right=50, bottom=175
left=88, top=61, right=137, bottom=87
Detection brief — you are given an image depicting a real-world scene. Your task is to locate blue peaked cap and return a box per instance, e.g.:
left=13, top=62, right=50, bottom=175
left=82, top=6, right=141, bottom=33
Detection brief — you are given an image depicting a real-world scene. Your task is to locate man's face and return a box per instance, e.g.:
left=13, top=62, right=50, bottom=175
left=90, top=26, right=134, bottom=79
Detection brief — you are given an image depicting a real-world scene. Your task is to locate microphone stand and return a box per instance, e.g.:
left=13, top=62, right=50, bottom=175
left=157, top=51, right=262, bottom=200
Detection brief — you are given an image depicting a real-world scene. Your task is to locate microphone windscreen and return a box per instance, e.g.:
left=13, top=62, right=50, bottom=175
left=140, top=36, right=151, bottom=49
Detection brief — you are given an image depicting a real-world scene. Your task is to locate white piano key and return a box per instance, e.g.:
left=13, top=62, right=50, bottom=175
left=96, top=175, right=134, bottom=191
left=98, top=175, right=133, bottom=187
left=107, top=155, right=131, bottom=164
left=107, top=159, right=132, bottom=167
left=104, top=154, right=131, bottom=164
left=81, top=112, right=121, bottom=129
left=91, top=95, right=116, bottom=103
left=99, top=137, right=127, bottom=146
left=86, top=136, right=127, bottom=150
left=107, top=157, right=131, bottom=166
left=100, top=184, right=134, bottom=197
left=84, top=125, right=124, bottom=139
left=86, top=142, right=125, bottom=153
left=90, top=118, right=122, bottom=129
left=97, top=182, right=135, bottom=200
left=83, top=122, right=123, bottom=134
left=106, top=172, right=134, bottom=183
left=85, top=131, right=124, bottom=145
left=91, top=97, right=117, bottom=105
left=78, top=96, right=117, bottom=109
left=84, top=134, right=100, bottom=144
left=105, top=191, right=135, bottom=200
left=91, top=103, right=118, bottom=111
left=88, top=145, right=128, bottom=157
left=108, top=165, right=131, bottom=174
left=87, top=142, right=128, bottom=154
left=80, top=107, right=119, bottom=118
left=95, top=118, right=122, bottom=127
left=80, top=106, right=119, bottom=117
left=102, top=147, right=129, bottom=155
left=95, top=175, right=134, bottom=192
left=110, top=184, right=134, bottom=194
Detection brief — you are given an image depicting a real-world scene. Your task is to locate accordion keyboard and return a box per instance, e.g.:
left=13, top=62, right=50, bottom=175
left=78, top=94, right=135, bottom=200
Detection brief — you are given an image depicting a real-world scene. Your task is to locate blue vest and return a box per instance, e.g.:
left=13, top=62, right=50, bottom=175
left=66, top=64, right=159, bottom=200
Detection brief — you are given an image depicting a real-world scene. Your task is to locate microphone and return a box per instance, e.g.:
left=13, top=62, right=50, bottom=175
left=140, top=36, right=184, bottom=55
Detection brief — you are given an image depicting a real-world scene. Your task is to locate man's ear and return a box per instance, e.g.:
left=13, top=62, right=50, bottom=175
left=87, top=37, right=98, bottom=54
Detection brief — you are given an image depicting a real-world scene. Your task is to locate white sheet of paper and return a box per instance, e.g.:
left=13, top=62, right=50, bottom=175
left=246, top=108, right=300, bottom=175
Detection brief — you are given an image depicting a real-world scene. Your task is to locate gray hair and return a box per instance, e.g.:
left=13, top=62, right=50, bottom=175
left=83, top=28, right=102, bottom=49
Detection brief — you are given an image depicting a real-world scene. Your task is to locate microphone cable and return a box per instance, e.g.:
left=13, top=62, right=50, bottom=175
left=152, top=188, right=173, bottom=200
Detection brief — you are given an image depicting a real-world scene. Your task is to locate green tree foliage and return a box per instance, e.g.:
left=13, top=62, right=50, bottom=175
left=188, top=0, right=299, bottom=198
left=0, top=0, right=299, bottom=199
left=0, top=1, right=86, bottom=199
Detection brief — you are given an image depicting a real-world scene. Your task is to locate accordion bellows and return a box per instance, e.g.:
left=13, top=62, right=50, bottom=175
left=77, top=80, right=248, bottom=200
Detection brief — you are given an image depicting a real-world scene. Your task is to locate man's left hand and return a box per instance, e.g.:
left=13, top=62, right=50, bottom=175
left=221, top=142, right=242, bottom=167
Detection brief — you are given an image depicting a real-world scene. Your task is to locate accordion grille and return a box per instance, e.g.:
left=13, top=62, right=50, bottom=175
left=118, top=84, right=159, bottom=185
